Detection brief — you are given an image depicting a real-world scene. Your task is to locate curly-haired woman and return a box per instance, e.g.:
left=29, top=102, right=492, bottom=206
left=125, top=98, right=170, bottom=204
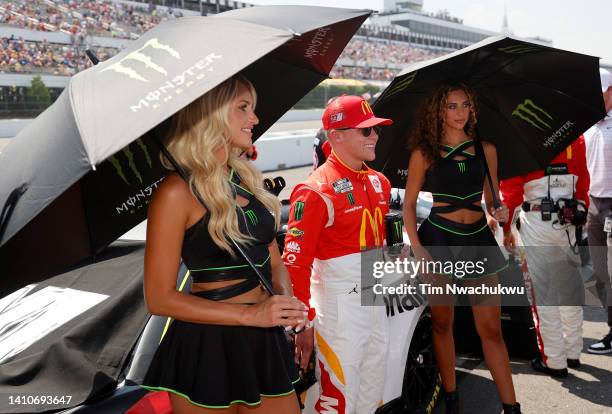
left=141, top=75, right=306, bottom=414
left=402, top=84, right=521, bottom=414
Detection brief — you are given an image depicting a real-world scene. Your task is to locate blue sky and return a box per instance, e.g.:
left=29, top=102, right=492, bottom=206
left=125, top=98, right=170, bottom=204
left=250, top=0, right=612, bottom=64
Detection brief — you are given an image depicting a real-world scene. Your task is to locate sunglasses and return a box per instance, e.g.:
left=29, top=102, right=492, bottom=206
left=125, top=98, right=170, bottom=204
left=337, top=126, right=383, bottom=137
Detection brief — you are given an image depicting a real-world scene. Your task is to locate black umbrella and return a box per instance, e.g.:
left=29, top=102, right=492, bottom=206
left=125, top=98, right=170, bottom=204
left=371, top=36, right=606, bottom=189
left=0, top=6, right=371, bottom=296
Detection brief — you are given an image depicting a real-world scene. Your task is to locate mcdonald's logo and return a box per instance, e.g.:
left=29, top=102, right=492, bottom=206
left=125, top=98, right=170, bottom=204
left=360, top=207, right=383, bottom=248
left=360, top=100, right=373, bottom=115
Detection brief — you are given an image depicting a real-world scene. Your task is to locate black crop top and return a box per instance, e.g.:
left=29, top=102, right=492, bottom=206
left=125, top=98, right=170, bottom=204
left=181, top=171, right=276, bottom=300
left=421, top=140, right=486, bottom=215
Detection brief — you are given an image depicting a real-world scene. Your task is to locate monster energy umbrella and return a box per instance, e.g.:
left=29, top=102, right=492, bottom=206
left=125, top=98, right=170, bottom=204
left=0, top=6, right=371, bottom=296
left=371, top=36, right=606, bottom=189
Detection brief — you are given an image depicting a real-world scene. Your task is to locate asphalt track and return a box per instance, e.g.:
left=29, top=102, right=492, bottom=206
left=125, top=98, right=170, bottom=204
left=275, top=165, right=612, bottom=414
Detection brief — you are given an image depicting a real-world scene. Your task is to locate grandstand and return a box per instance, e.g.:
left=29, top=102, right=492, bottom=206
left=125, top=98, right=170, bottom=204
left=0, top=0, right=579, bottom=118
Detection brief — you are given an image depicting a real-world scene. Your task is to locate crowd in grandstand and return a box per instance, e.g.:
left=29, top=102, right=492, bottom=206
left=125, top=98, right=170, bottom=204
left=0, top=36, right=442, bottom=81
left=0, top=2, right=447, bottom=81
left=0, top=36, right=115, bottom=75
left=342, top=38, right=444, bottom=67
left=0, top=0, right=180, bottom=40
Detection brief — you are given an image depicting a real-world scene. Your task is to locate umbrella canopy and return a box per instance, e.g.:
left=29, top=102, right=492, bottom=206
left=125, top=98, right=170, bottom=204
left=0, top=6, right=371, bottom=296
left=371, top=36, right=606, bottom=189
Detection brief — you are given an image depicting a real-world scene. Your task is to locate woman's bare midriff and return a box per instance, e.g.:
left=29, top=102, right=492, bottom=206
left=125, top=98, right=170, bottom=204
left=186, top=194, right=269, bottom=303
left=433, top=201, right=485, bottom=224
left=191, top=280, right=269, bottom=303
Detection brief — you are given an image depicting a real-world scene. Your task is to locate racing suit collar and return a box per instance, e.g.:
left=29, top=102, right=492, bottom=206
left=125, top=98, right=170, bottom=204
left=328, top=151, right=371, bottom=180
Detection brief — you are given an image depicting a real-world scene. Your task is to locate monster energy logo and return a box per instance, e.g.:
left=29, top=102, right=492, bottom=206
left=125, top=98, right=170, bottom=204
left=383, top=71, right=418, bottom=100
left=347, top=193, right=355, bottom=206
left=245, top=210, right=258, bottom=226
left=393, top=220, right=402, bottom=241
left=293, top=202, right=304, bottom=221
left=512, top=99, right=553, bottom=130
left=101, top=38, right=181, bottom=82
left=498, top=45, right=542, bottom=54
left=110, top=138, right=153, bottom=185
left=457, top=162, right=466, bottom=173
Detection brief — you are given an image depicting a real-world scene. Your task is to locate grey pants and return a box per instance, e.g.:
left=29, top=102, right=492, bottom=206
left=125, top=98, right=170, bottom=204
left=587, top=195, right=612, bottom=327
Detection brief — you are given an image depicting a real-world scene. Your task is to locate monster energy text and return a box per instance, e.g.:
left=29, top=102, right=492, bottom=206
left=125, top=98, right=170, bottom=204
left=543, top=120, right=576, bottom=148
left=304, top=27, right=331, bottom=59
left=115, top=177, right=164, bottom=215
left=130, top=52, right=224, bottom=113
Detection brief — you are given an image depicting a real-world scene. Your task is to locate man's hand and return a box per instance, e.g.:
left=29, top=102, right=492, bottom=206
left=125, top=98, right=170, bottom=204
left=294, top=326, right=314, bottom=370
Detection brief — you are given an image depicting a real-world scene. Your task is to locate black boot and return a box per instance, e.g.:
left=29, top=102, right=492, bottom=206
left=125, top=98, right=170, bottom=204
left=444, top=389, right=460, bottom=414
left=502, top=402, right=522, bottom=414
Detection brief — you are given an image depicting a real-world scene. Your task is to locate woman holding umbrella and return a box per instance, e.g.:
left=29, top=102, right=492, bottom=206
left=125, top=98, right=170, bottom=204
left=402, top=84, right=521, bottom=414
left=141, top=75, right=306, bottom=413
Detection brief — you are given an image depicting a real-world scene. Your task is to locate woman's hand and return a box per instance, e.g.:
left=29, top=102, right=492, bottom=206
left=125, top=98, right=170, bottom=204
left=245, top=295, right=308, bottom=328
left=487, top=215, right=498, bottom=233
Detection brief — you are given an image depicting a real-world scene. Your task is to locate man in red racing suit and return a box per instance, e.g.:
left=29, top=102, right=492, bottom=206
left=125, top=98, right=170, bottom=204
left=501, top=137, right=589, bottom=377
left=283, top=95, right=392, bottom=414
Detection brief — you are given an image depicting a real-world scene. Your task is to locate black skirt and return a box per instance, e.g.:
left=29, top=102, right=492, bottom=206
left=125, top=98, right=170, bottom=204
left=141, top=308, right=299, bottom=409
left=417, top=214, right=508, bottom=279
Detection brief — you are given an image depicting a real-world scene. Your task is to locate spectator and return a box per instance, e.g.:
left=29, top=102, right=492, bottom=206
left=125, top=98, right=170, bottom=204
left=585, top=68, right=612, bottom=354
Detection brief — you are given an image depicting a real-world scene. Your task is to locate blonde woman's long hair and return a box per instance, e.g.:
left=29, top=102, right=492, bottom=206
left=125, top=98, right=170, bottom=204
left=161, top=75, right=280, bottom=254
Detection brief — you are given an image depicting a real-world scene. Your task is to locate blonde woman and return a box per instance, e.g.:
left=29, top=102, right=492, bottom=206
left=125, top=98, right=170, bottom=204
left=141, top=75, right=306, bottom=414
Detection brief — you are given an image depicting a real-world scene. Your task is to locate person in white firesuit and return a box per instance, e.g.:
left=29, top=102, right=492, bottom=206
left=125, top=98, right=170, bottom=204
left=283, top=95, right=393, bottom=414
left=501, top=137, right=590, bottom=378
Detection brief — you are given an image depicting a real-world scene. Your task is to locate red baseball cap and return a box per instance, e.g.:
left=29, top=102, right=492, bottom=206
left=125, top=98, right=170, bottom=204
left=322, top=95, right=393, bottom=130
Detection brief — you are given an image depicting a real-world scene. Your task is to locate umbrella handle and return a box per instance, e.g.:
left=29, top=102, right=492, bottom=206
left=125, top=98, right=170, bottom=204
left=150, top=134, right=276, bottom=296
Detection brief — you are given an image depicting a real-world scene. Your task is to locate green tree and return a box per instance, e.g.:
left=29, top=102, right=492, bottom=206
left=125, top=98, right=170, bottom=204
left=26, top=75, right=51, bottom=110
